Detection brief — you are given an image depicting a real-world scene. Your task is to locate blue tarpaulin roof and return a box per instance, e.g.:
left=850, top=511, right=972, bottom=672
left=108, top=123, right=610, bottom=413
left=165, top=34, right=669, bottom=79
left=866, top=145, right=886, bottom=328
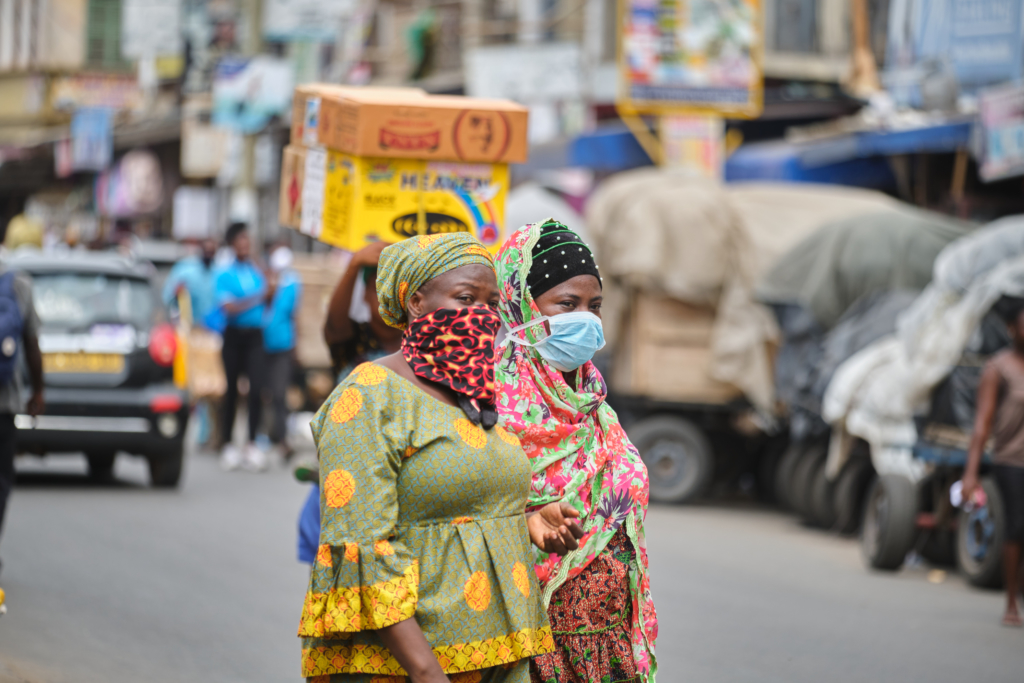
left=568, top=120, right=974, bottom=190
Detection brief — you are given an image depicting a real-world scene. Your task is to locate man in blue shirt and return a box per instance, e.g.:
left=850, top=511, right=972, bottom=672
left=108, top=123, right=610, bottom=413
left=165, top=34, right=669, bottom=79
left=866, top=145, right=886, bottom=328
left=263, top=245, right=302, bottom=457
left=162, top=238, right=218, bottom=327
left=214, top=223, right=268, bottom=471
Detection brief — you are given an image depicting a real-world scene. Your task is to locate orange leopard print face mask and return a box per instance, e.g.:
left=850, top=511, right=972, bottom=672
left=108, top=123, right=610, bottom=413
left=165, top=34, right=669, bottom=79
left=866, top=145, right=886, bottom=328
left=401, top=306, right=501, bottom=427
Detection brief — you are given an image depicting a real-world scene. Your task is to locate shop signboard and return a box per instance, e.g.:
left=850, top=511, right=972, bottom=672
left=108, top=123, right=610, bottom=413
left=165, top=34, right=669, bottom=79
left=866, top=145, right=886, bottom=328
left=122, top=0, right=183, bottom=59
left=465, top=43, right=583, bottom=102
left=618, top=0, right=763, bottom=117
left=262, top=0, right=356, bottom=41
left=173, top=186, right=219, bottom=239
left=887, top=0, right=1024, bottom=93
left=70, top=107, right=114, bottom=172
left=660, top=114, right=724, bottom=178
left=212, top=56, right=294, bottom=133
left=978, top=82, right=1024, bottom=182
left=52, top=74, right=141, bottom=111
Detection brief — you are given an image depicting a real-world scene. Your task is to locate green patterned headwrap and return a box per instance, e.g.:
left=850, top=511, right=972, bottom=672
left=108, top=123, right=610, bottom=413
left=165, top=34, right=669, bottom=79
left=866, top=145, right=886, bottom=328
left=376, top=233, right=495, bottom=328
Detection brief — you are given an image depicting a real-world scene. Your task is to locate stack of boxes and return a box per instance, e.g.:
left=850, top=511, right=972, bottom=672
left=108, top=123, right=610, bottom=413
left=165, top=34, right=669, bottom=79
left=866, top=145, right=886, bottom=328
left=280, top=85, right=529, bottom=253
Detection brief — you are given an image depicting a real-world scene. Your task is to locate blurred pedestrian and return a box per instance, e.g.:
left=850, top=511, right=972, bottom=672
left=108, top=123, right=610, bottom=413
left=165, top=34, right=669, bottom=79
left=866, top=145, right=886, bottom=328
left=162, top=238, right=219, bottom=328
left=494, top=220, right=658, bottom=683
left=296, top=233, right=580, bottom=681
left=0, top=239, right=45, bottom=580
left=163, top=238, right=222, bottom=447
left=214, top=222, right=268, bottom=472
left=263, top=244, right=301, bottom=459
left=322, top=241, right=403, bottom=382
left=963, top=294, right=1024, bottom=627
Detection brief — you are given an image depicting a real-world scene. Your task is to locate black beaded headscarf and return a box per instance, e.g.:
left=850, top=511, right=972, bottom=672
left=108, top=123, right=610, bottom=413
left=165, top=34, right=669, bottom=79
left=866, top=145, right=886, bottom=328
left=525, top=220, right=602, bottom=299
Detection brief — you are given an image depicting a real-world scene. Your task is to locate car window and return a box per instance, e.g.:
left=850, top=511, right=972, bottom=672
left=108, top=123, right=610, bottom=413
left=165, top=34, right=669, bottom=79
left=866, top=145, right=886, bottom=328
left=32, top=273, right=153, bottom=330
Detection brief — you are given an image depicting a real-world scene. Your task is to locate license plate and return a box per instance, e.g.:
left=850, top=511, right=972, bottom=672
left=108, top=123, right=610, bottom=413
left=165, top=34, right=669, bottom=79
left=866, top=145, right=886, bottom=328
left=43, top=353, right=125, bottom=374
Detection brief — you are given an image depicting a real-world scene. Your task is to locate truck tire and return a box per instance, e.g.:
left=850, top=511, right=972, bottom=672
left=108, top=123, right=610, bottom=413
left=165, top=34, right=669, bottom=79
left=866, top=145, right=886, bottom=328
left=791, top=444, right=826, bottom=522
left=957, top=477, right=1005, bottom=588
left=833, top=456, right=874, bottom=536
left=755, top=437, right=788, bottom=505
left=86, top=452, right=116, bottom=481
left=148, top=447, right=184, bottom=489
left=774, top=442, right=806, bottom=511
left=809, top=460, right=838, bottom=529
left=861, top=474, right=918, bottom=571
left=628, top=415, right=713, bottom=504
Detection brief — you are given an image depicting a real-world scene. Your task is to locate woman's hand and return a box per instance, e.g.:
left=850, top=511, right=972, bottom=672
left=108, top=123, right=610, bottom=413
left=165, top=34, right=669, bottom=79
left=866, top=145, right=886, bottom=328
left=354, top=241, right=390, bottom=267
left=961, top=472, right=979, bottom=504
left=527, top=502, right=584, bottom=555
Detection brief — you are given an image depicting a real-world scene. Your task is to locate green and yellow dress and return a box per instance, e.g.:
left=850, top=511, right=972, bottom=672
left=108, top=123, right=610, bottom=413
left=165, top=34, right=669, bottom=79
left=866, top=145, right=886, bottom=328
left=299, top=362, right=554, bottom=682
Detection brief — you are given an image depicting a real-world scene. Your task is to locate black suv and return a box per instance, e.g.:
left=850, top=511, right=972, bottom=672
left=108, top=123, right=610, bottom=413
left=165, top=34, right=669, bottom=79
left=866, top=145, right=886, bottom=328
left=8, top=251, right=189, bottom=487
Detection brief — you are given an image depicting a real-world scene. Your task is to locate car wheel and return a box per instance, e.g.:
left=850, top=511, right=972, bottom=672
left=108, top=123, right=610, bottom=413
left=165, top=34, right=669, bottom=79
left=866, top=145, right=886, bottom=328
left=148, top=448, right=184, bottom=489
left=86, top=452, right=116, bottom=481
left=861, top=474, right=918, bottom=571
left=957, top=477, right=1005, bottom=589
left=833, top=456, right=874, bottom=536
left=628, top=415, right=713, bottom=504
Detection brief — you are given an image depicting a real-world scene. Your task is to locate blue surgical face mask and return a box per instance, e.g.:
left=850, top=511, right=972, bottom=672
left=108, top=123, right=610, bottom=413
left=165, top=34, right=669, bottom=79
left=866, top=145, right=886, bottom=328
left=507, top=311, right=606, bottom=372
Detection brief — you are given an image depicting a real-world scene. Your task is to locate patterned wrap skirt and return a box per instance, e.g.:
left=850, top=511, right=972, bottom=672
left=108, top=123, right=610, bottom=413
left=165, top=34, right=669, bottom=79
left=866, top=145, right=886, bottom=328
left=530, top=529, right=640, bottom=683
left=309, top=659, right=529, bottom=683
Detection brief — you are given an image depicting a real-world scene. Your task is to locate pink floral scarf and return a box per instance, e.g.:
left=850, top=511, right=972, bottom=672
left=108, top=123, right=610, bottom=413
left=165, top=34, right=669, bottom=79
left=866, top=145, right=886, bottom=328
left=494, top=221, right=658, bottom=681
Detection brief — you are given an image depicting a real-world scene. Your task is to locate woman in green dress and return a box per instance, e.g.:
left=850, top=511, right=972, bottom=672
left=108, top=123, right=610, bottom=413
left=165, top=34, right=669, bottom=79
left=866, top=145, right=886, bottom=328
left=299, top=233, right=583, bottom=683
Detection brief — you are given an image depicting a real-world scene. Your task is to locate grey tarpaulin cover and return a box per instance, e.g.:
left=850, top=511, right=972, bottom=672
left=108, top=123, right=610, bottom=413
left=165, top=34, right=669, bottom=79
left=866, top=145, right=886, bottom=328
left=757, top=206, right=973, bottom=330
left=823, top=216, right=1024, bottom=480
left=776, top=291, right=920, bottom=442
left=585, top=169, right=899, bottom=413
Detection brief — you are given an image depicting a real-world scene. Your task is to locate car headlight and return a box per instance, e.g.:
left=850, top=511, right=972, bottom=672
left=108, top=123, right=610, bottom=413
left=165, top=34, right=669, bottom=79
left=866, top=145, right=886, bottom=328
left=157, top=414, right=178, bottom=438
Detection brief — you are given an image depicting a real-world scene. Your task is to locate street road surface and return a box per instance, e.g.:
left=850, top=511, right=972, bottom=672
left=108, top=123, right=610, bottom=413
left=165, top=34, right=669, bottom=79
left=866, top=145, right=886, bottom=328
left=2, top=448, right=1024, bottom=682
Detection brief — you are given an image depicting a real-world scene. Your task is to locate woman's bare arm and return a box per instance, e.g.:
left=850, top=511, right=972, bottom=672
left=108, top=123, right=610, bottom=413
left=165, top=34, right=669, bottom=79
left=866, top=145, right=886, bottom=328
left=964, top=362, right=1000, bottom=498
left=378, top=617, right=449, bottom=683
left=324, top=243, right=389, bottom=346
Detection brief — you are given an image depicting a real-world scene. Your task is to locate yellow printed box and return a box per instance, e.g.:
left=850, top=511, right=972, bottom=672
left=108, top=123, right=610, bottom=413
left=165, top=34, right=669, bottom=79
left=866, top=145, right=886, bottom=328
left=318, top=152, right=508, bottom=252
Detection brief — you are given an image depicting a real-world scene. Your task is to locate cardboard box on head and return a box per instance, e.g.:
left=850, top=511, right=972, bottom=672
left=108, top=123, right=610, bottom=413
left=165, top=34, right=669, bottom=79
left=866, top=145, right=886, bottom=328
left=291, top=85, right=428, bottom=148
left=290, top=145, right=508, bottom=252
left=317, top=92, right=529, bottom=164
left=315, top=152, right=509, bottom=252
left=284, top=86, right=526, bottom=252
left=278, top=145, right=307, bottom=228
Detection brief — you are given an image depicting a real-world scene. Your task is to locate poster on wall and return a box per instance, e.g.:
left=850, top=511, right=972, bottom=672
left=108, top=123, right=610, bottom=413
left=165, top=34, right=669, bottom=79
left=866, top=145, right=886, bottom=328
left=182, top=0, right=245, bottom=94
left=978, top=82, right=1024, bottom=182
left=618, top=0, right=762, bottom=117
